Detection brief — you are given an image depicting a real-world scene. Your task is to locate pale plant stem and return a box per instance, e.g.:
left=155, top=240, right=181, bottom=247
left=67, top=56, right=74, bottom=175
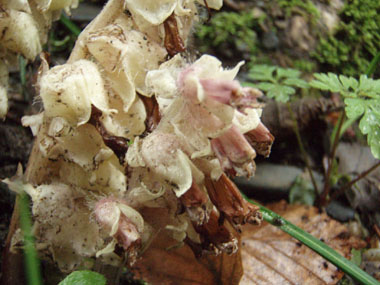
left=286, top=102, right=319, bottom=194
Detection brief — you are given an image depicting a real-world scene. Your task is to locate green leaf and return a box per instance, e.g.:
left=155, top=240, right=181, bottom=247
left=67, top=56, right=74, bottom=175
left=350, top=249, right=362, bottom=267
left=356, top=106, right=380, bottom=159
left=339, top=75, right=358, bottom=91
left=344, top=98, right=366, bottom=119
left=249, top=65, right=276, bottom=81
left=289, top=175, right=316, bottom=206
left=255, top=82, right=277, bottom=91
left=310, top=73, right=343, bottom=92
left=59, top=271, right=106, bottom=285
left=283, top=77, right=309, bottom=89
left=267, top=85, right=295, bottom=103
left=277, top=67, right=301, bottom=79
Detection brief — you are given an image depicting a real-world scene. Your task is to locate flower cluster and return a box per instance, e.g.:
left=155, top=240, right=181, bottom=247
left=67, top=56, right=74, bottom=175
left=5, top=0, right=273, bottom=271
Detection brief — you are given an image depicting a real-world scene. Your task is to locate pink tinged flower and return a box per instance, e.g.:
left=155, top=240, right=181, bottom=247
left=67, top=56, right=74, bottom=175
left=211, top=125, right=256, bottom=177
left=94, top=198, right=142, bottom=251
left=245, top=122, right=274, bottom=157
left=199, top=79, right=241, bottom=104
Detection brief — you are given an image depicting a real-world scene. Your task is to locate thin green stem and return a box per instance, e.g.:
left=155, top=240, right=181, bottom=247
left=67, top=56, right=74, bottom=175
left=286, top=102, right=319, bottom=194
left=243, top=195, right=380, bottom=285
left=320, top=110, right=345, bottom=206
left=330, top=161, right=380, bottom=201
left=329, top=111, right=345, bottom=147
left=18, top=55, right=27, bottom=101
left=60, top=14, right=81, bottom=37
left=19, top=193, right=42, bottom=285
left=339, top=115, right=358, bottom=140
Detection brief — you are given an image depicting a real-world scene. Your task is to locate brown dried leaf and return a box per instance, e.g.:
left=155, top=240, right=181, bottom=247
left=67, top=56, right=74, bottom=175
left=132, top=208, right=243, bottom=285
left=241, top=201, right=366, bottom=285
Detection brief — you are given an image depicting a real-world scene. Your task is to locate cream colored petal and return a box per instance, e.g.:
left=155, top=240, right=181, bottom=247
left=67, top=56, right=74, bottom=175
left=101, top=95, right=146, bottom=140
left=34, top=0, right=77, bottom=12
left=0, top=9, right=41, bottom=60
left=126, top=137, right=146, bottom=167
left=21, top=113, right=44, bottom=136
left=233, top=108, right=262, bottom=134
left=58, top=156, right=126, bottom=195
left=192, top=55, right=244, bottom=81
left=196, top=0, right=223, bottom=10
left=30, top=182, right=101, bottom=271
left=126, top=184, right=165, bottom=207
left=4, top=0, right=31, bottom=13
left=117, top=203, right=145, bottom=233
left=87, top=24, right=128, bottom=73
left=39, top=60, right=110, bottom=126
left=54, top=124, right=107, bottom=172
left=121, top=30, right=167, bottom=95
left=105, top=70, right=136, bottom=113
left=125, top=0, right=177, bottom=25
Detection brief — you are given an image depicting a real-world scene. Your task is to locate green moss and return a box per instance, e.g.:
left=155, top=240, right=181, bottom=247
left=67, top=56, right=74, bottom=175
left=293, top=59, right=317, bottom=73
left=313, top=0, right=380, bottom=76
left=276, top=0, right=320, bottom=22
left=195, top=11, right=263, bottom=54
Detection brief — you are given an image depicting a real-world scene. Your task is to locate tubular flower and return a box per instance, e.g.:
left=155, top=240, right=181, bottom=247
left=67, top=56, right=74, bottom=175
left=7, top=0, right=274, bottom=271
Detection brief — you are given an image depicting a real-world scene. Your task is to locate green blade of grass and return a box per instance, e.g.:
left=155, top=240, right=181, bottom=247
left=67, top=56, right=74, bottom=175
left=18, top=55, right=27, bottom=101
left=243, top=195, right=380, bottom=285
left=60, top=13, right=81, bottom=37
left=365, top=51, right=380, bottom=77
left=19, top=193, right=42, bottom=285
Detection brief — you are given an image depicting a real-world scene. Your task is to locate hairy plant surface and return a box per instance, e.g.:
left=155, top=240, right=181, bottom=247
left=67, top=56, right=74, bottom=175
left=4, top=0, right=273, bottom=279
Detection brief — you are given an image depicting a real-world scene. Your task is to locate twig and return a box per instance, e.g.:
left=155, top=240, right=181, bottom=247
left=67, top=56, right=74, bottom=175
left=286, top=102, right=319, bottom=195
left=319, top=110, right=345, bottom=206
left=329, top=160, right=380, bottom=201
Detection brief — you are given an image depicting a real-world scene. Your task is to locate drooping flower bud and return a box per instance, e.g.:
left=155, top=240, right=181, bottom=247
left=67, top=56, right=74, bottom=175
left=205, top=173, right=262, bottom=229
left=94, top=198, right=144, bottom=262
left=211, top=125, right=257, bottom=177
left=245, top=122, right=275, bottom=157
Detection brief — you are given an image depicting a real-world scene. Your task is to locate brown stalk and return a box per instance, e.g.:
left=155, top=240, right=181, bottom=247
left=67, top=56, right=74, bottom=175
left=179, top=180, right=209, bottom=225
left=203, top=0, right=211, bottom=21
left=140, top=95, right=161, bottom=132
left=192, top=210, right=237, bottom=257
left=329, top=160, right=380, bottom=202
left=89, top=105, right=130, bottom=163
left=205, top=173, right=261, bottom=230
left=163, top=13, right=185, bottom=57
